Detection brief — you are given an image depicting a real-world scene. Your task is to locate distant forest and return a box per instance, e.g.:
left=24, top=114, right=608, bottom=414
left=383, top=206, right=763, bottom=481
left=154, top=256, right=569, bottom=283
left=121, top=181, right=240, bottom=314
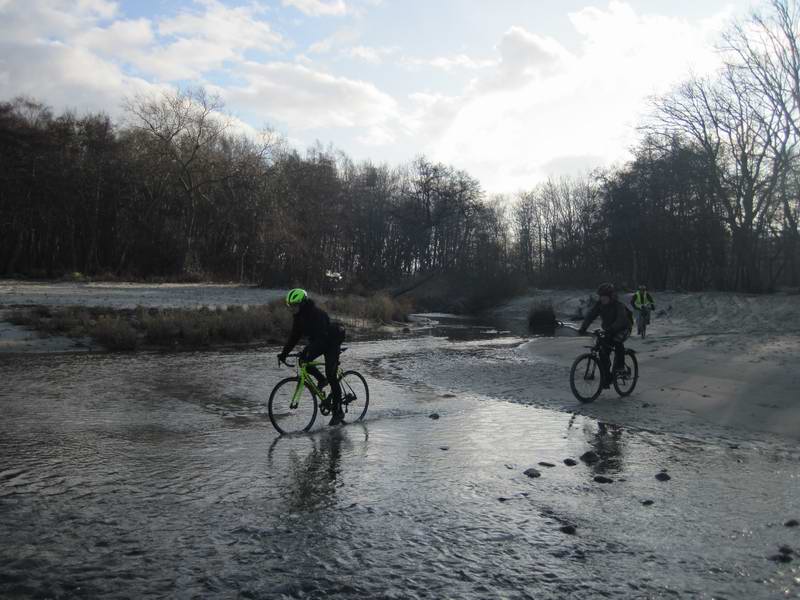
left=1, top=0, right=798, bottom=295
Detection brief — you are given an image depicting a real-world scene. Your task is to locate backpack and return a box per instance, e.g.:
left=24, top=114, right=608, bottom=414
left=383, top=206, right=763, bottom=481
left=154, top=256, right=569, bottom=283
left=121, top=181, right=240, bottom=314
left=329, top=320, right=346, bottom=344
left=622, top=303, right=634, bottom=331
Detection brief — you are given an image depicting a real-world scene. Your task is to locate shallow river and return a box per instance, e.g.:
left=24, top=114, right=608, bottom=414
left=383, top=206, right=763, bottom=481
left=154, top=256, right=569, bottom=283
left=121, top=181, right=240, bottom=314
left=1, top=329, right=798, bottom=599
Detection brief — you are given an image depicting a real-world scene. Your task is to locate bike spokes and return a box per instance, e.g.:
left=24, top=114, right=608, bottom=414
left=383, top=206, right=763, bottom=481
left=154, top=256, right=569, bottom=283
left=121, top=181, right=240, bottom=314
left=339, top=370, right=369, bottom=422
left=612, top=351, right=639, bottom=397
left=268, top=378, right=318, bottom=434
left=570, top=354, right=603, bottom=403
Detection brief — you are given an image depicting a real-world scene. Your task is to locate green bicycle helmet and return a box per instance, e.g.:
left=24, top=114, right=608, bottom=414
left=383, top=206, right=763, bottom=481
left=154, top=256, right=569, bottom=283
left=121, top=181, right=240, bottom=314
left=285, top=288, right=308, bottom=307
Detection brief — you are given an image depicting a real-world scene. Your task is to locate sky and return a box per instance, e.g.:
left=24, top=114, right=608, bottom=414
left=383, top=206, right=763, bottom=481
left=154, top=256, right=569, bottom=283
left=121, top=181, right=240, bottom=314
left=0, top=0, right=759, bottom=193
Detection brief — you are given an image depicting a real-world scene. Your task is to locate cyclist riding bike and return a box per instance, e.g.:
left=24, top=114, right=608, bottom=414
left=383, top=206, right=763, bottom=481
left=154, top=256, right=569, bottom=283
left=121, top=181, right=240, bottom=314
left=578, top=283, right=632, bottom=389
left=631, top=285, right=655, bottom=312
left=277, top=288, right=347, bottom=426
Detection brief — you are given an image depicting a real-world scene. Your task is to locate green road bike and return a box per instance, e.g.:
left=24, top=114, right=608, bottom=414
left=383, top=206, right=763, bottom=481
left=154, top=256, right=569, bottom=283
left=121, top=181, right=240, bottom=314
left=569, top=330, right=639, bottom=403
left=268, top=349, right=369, bottom=435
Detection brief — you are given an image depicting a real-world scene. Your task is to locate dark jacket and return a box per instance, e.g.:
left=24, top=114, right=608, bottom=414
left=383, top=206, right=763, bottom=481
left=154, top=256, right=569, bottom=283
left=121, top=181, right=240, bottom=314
left=580, top=299, right=631, bottom=335
left=282, top=300, right=334, bottom=355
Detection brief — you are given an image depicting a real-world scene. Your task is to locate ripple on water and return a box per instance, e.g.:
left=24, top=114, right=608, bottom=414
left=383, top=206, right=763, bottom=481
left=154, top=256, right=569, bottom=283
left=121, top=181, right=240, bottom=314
left=0, top=347, right=798, bottom=598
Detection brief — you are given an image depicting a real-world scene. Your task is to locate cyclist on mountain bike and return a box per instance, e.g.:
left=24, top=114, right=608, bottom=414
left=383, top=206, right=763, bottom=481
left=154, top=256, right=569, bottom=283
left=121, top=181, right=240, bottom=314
left=277, top=289, right=347, bottom=426
left=631, top=284, right=655, bottom=314
left=631, top=284, right=655, bottom=336
left=578, top=283, right=632, bottom=388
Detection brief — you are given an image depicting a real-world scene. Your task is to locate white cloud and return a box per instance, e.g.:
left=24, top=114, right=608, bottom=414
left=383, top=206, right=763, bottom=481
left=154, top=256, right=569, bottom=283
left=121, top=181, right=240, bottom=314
left=356, top=124, right=396, bottom=145
left=348, top=46, right=382, bottom=63
left=0, top=0, right=287, bottom=100
left=0, top=40, right=156, bottom=117
left=282, top=0, right=347, bottom=17
left=345, top=45, right=397, bottom=64
left=226, top=62, right=398, bottom=130
left=308, top=28, right=359, bottom=54
left=402, top=53, right=497, bottom=71
left=77, top=18, right=154, bottom=56
left=414, top=2, right=730, bottom=192
left=0, top=0, right=119, bottom=44
left=158, top=0, right=282, bottom=54
left=0, top=0, right=741, bottom=192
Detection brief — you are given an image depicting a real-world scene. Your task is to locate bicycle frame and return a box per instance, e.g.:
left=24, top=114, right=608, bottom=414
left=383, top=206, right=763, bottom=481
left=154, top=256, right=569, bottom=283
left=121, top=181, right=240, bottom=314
left=283, top=354, right=344, bottom=409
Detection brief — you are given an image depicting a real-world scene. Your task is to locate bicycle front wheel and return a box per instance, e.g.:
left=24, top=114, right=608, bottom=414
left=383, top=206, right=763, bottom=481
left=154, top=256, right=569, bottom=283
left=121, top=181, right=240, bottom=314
left=613, top=350, right=639, bottom=397
left=268, top=377, right=318, bottom=435
left=570, top=353, right=603, bottom=403
left=339, top=370, right=369, bottom=422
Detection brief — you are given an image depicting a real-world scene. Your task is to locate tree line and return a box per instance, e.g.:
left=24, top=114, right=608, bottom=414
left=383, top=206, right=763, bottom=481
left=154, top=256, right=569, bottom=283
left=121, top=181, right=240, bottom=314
left=1, top=0, right=798, bottom=295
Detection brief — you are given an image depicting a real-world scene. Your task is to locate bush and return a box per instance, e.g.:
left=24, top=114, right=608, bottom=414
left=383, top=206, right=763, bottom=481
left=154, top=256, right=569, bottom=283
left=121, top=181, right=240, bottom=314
left=528, top=301, right=557, bottom=335
left=93, top=316, right=139, bottom=351
left=6, top=293, right=401, bottom=351
left=323, top=294, right=411, bottom=323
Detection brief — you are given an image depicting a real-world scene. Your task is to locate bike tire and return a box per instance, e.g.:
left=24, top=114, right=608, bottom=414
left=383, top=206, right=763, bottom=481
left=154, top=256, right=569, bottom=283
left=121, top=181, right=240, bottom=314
left=613, top=350, right=639, bottom=397
left=570, top=353, right=603, bottom=403
left=268, top=377, right=318, bottom=435
left=339, top=370, right=369, bottom=422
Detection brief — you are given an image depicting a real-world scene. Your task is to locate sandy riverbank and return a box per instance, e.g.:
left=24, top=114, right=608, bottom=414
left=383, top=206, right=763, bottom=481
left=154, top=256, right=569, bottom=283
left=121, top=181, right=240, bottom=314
left=491, top=289, right=800, bottom=440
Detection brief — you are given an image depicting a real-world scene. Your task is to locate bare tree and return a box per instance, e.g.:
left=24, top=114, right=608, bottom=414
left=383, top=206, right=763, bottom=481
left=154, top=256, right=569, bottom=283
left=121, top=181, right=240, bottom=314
left=124, top=87, right=231, bottom=273
left=652, top=64, right=790, bottom=290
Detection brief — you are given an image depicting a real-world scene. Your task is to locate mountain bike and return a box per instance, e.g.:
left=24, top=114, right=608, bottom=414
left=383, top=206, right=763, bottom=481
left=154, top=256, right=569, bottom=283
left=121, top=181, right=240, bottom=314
left=636, top=305, right=652, bottom=338
left=569, top=330, right=638, bottom=403
left=268, top=348, right=369, bottom=435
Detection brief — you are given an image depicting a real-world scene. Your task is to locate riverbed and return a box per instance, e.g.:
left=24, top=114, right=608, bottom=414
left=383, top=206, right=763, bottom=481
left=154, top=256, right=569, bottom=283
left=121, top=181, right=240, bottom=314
left=1, top=331, right=798, bottom=599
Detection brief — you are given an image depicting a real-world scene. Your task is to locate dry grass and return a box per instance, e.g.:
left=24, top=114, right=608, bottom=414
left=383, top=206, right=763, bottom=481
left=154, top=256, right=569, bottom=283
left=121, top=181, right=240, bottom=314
left=8, top=303, right=292, bottom=351
left=7, top=294, right=403, bottom=351
left=322, top=294, right=412, bottom=323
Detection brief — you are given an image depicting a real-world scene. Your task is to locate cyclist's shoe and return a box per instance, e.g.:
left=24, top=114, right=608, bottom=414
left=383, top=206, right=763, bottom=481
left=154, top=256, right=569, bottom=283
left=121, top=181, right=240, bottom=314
left=320, top=396, right=332, bottom=413
left=316, top=376, right=328, bottom=389
left=328, top=408, right=345, bottom=426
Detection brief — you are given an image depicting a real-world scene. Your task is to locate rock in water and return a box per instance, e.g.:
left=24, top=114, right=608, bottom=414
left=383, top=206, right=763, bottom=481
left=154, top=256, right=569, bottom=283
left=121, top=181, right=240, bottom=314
left=785, top=519, right=799, bottom=528
left=580, top=451, right=600, bottom=464
left=560, top=525, right=577, bottom=535
left=769, top=554, right=793, bottom=563
left=563, top=458, right=578, bottom=466
left=428, top=413, right=440, bottom=420
left=778, top=545, right=793, bottom=555
left=641, top=500, right=654, bottom=506
left=538, top=462, right=556, bottom=468
left=593, top=476, right=614, bottom=484
left=524, top=468, right=542, bottom=478
left=655, top=472, right=671, bottom=482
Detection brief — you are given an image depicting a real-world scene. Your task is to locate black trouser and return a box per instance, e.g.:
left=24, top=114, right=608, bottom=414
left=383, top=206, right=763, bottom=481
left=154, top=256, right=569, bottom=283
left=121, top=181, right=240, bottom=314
left=598, top=329, right=628, bottom=381
left=301, top=338, right=342, bottom=408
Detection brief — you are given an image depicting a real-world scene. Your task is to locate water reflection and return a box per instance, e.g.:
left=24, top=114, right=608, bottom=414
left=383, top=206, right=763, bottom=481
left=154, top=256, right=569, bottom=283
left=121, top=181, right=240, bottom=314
left=587, top=422, right=626, bottom=474
left=269, top=428, right=359, bottom=512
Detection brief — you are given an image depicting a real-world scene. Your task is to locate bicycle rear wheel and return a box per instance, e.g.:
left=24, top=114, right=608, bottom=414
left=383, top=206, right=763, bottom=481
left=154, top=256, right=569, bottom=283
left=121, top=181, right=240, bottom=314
left=570, top=353, right=603, bottom=403
left=268, top=377, right=318, bottom=435
left=339, top=370, right=369, bottom=422
left=613, top=350, right=639, bottom=397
